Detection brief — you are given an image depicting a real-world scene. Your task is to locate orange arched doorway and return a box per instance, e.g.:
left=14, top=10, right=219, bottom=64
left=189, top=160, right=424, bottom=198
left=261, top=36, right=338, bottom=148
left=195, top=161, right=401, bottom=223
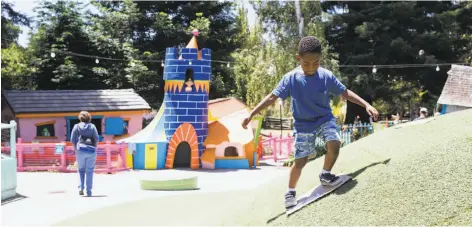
left=165, top=123, right=200, bottom=169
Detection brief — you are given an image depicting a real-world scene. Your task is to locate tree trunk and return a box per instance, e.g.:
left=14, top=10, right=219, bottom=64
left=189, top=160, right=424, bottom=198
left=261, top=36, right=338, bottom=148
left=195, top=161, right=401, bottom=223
left=294, top=0, right=303, bottom=38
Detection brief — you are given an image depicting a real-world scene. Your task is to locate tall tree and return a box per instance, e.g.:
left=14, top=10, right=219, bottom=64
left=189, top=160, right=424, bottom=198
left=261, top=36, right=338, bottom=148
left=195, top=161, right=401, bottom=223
left=322, top=1, right=472, bottom=119
left=232, top=1, right=341, bottom=117
left=29, top=0, right=100, bottom=89
left=456, top=1, right=472, bottom=66
left=91, top=1, right=242, bottom=105
left=1, top=1, right=30, bottom=48
left=88, top=0, right=215, bottom=107
left=23, top=0, right=240, bottom=108
left=86, top=0, right=158, bottom=105
left=1, top=2, right=34, bottom=90
left=1, top=43, right=37, bottom=90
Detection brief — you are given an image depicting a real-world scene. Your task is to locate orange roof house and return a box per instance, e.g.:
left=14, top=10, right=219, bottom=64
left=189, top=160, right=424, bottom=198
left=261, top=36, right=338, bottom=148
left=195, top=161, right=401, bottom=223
left=202, top=98, right=258, bottom=169
left=208, top=97, right=248, bottom=122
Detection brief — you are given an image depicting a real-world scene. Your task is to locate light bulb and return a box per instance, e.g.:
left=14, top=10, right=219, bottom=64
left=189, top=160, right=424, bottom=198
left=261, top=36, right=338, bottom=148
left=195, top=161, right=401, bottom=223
left=189, top=61, right=192, bottom=65
left=51, top=52, right=55, bottom=58
left=161, top=62, right=164, bottom=67
left=419, top=50, right=424, bottom=56
left=436, top=65, right=440, bottom=71
left=372, top=66, right=377, bottom=73
left=95, top=59, right=99, bottom=64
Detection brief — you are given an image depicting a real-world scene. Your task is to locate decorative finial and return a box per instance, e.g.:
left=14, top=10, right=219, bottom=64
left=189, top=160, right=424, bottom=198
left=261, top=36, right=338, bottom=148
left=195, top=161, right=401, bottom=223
left=192, top=29, right=199, bottom=37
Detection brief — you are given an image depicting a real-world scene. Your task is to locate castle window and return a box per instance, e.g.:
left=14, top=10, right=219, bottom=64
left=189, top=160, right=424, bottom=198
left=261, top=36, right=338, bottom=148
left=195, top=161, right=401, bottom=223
left=184, top=68, right=195, bottom=92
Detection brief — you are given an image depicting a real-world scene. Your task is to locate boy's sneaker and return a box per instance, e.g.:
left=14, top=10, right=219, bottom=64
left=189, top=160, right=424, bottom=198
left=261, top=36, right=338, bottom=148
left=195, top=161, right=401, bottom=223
left=319, top=172, right=343, bottom=187
left=284, top=191, right=297, bottom=209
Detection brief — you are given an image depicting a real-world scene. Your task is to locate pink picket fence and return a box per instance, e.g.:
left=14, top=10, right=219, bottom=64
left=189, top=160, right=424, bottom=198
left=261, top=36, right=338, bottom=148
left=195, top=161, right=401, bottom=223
left=1, top=139, right=128, bottom=173
left=258, top=133, right=293, bottom=162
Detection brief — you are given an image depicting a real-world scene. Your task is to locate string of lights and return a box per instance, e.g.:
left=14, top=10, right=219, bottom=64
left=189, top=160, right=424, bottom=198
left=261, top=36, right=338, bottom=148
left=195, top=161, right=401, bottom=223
left=51, top=49, right=234, bottom=67
left=339, top=63, right=467, bottom=68
left=3, top=35, right=468, bottom=70
left=51, top=49, right=468, bottom=72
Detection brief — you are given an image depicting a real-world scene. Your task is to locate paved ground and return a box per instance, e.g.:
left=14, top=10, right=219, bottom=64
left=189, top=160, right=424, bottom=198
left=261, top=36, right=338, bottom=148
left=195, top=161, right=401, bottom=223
left=1, top=164, right=287, bottom=226
left=3, top=110, right=472, bottom=226
left=47, top=109, right=472, bottom=226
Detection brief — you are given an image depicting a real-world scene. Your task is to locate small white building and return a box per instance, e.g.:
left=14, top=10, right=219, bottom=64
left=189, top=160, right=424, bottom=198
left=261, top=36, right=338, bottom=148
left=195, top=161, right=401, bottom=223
left=437, top=64, right=472, bottom=114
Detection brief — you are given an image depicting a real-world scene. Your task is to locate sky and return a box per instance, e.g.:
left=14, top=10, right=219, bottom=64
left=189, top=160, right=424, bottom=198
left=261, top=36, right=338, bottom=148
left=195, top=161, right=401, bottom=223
left=8, top=0, right=258, bottom=47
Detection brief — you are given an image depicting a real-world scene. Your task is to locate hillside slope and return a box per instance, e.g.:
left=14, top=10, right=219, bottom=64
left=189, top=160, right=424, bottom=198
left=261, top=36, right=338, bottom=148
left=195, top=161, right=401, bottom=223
left=55, top=109, right=472, bottom=226
left=268, top=109, right=472, bottom=226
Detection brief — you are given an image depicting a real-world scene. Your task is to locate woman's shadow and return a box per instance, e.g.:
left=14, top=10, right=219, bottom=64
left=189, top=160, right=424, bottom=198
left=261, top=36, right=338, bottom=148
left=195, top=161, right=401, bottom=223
left=266, top=158, right=391, bottom=224
left=82, top=195, right=108, bottom=198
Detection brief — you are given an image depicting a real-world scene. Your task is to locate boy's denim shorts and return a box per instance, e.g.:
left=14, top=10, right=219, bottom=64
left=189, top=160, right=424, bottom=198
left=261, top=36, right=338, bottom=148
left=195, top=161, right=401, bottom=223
left=293, top=118, right=341, bottom=159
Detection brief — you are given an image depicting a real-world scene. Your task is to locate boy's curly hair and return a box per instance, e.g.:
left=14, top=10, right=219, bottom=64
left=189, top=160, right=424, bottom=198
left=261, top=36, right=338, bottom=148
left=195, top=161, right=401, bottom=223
left=298, top=36, right=322, bottom=55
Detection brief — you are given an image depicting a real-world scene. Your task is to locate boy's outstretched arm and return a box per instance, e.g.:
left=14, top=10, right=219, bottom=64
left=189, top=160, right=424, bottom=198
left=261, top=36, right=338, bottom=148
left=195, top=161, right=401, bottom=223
left=341, top=89, right=379, bottom=121
left=241, top=94, right=279, bottom=129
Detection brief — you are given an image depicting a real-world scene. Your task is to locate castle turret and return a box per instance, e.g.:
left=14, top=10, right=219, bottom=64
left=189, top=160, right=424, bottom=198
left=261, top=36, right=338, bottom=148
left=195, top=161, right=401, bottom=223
left=163, top=30, right=211, bottom=169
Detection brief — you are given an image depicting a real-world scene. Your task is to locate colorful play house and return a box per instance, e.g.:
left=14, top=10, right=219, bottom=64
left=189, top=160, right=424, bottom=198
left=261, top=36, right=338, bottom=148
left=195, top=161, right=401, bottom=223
left=1, top=89, right=151, bottom=143
left=119, top=31, right=261, bottom=170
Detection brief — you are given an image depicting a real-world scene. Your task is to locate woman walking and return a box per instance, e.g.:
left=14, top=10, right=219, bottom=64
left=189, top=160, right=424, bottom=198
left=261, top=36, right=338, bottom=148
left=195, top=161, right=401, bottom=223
left=71, top=111, right=99, bottom=197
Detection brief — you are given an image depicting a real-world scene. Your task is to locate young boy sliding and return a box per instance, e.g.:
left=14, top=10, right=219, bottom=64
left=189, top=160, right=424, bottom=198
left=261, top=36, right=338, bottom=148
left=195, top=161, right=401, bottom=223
left=241, top=36, right=379, bottom=209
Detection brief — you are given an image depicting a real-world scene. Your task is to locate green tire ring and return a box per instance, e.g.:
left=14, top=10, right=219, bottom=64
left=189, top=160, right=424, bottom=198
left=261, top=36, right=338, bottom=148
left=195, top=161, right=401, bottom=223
left=140, top=176, right=198, bottom=191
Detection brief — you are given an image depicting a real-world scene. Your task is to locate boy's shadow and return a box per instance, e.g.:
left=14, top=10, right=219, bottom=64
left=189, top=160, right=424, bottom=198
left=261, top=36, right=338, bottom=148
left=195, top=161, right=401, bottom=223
left=266, top=158, right=391, bottom=224
left=334, top=158, right=390, bottom=195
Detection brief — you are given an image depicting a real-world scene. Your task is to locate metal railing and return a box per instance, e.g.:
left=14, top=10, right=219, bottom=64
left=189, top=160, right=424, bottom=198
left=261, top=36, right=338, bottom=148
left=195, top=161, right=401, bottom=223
left=257, top=122, right=385, bottom=163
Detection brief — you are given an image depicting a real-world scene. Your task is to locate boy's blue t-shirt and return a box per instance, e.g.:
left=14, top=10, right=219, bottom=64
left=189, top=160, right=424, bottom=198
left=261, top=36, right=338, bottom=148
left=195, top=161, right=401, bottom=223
left=272, top=67, right=346, bottom=133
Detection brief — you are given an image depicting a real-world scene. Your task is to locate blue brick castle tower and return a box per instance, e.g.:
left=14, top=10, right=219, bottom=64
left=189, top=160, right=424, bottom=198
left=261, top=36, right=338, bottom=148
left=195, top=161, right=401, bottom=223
left=163, top=30, right=211, bottom=169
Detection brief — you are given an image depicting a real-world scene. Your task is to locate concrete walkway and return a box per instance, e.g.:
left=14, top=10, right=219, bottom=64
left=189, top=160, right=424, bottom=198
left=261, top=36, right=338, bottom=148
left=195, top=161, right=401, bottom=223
left=1, top=165, right=287, bottom=226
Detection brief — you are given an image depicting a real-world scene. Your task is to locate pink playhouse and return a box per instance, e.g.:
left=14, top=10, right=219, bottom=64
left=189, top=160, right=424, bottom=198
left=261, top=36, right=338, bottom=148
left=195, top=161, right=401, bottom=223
left=1, top=89, right=151, bottom=143
left=1, top=89, right=151, bottom=172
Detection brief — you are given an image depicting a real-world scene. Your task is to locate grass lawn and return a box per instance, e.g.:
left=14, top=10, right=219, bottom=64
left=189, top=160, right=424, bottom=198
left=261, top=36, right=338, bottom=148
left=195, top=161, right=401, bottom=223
left=55, top=109, right=472, bottom=226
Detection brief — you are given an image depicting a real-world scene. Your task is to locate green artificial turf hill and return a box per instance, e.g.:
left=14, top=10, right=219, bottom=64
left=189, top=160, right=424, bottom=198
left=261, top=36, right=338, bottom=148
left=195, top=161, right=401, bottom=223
left=55, top=109, right=472, bottom=226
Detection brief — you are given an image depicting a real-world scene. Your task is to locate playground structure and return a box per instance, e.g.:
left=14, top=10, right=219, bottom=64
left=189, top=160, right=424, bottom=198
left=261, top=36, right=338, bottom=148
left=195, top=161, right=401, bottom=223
left=0, top=119, right=386, bottom=173
left=118, top=31, right=262, bottom=170
left=0, top=32, right=264, bottom=173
